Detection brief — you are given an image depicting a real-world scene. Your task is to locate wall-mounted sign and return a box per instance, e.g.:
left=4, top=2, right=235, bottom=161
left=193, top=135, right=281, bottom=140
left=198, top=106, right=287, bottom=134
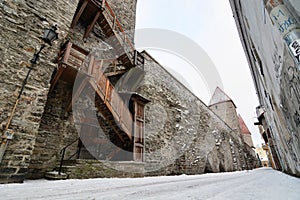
left=285, top=29, right=300, bottom=65
left=289, top=39, right=300, bottom=63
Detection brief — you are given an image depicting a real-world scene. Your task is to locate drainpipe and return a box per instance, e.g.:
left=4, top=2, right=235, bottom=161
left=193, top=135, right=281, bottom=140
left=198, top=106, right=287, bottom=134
left=0, top=25, right=58, bottom=163
left=0, top=45, right=45, bottom=162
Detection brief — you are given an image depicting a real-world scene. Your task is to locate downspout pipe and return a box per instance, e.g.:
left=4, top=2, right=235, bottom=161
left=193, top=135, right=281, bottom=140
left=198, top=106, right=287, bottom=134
left=0, top=44, right=45, bottom=162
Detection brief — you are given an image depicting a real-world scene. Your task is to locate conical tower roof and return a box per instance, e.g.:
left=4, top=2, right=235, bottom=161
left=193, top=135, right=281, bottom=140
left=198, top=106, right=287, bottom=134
left=208, top=87, right=236, bottom=107
left=238, top=114, right=251, bottom=135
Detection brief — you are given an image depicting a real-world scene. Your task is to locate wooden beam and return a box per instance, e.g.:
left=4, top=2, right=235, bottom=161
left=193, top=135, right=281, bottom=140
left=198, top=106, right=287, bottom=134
left=101, top=0, right=106, bottom=8
left=83, top=10, right=101, bottom=39
left=87, top=55, right=95, bottom=75
left=104, top=78, right=109, bottom=103
left=71, top=0, right=89, bottom=28
left=49, top=67, right=65, bottom=93
left=63, top=42, right=72, bottom=64
left=89, top=81, right=127, bottom=143
left=113, top=129, right=125, bottom=143
left=112, top=16, right=116, bottom=30
left=65, top=77, right=89, bottom=112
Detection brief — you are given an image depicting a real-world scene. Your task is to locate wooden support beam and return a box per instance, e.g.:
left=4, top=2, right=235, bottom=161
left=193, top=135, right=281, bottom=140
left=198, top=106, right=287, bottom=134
left=104, top=78, right=109, bottom=103
left=71, top=0, right=89, bottom=28
left=83, top=10, right=101, bottom=39
left=63, top=42, right=72, bottom=64
left=101, top=0, right=106, bottom=8
left=112, top=16, right=116, bottom=30
left=65, top=77, right=89, bottom=112
left=113, top=130, right=125, bottom=143
left=49, top=67, right=65, bottom=93
left=87, top=55, right=95, bottom=75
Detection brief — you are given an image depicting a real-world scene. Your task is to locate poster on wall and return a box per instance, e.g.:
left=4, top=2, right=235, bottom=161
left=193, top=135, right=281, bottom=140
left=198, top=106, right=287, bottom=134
left=284, top=29, right=300, bottom=67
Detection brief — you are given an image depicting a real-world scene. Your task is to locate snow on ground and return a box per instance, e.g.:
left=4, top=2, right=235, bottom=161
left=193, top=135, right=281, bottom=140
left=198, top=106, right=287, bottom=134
left=0, top=168, right=299, bottom=200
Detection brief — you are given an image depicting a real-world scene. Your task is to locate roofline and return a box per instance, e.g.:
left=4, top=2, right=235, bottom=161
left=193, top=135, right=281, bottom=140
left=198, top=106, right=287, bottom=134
left=208, top=86, right=237, bottom=108
left=209, top=99, right=237, bottom=108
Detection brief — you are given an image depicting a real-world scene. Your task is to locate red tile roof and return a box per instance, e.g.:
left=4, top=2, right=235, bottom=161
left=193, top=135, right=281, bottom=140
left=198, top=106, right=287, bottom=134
left=238, top=115, right=251, bottom=135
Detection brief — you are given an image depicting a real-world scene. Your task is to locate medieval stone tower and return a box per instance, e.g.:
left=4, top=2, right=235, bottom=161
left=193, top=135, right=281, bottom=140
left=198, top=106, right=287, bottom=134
left=0, top=0, right=257, bottom=183
left=209, top=87, right=256, bottom=170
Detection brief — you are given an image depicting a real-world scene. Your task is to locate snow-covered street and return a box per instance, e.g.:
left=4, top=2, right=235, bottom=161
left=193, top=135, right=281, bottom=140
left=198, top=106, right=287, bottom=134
left=0, top=168, right=299, bottom=200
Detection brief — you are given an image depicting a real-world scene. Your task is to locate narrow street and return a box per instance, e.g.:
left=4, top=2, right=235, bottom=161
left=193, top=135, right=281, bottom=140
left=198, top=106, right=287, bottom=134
left=1, top=168, right=299, bottom=200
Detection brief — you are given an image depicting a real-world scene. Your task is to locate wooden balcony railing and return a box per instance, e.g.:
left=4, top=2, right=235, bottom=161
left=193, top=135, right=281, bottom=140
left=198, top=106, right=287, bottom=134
left=101, top=0, right=145, bottom=68
left=58, top=42, right=133, bottom=140
left=101, top=0, right=135, bottom=55
left=70, top=0, right=144, bottom=68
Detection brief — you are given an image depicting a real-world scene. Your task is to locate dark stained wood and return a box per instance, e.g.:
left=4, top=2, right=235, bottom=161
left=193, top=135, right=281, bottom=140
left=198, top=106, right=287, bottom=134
left=71, top=0, right=89, bottom=28
left=63, top=42, right=73, bottom=64
left=49, top=67, right=65, bottom=93
left=65, top=77, right=89, bottom=112
left=83, top=10, right=101, bottom=39
left=58, top=42, right=136, bottom=155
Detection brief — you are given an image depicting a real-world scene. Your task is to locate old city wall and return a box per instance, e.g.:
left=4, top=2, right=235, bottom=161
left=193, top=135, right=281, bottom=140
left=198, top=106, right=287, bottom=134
left=135, top=52, right=247, bottom=175
left=0, top=0, right=139, bottom=182
left=0, top=0, right=78, bottom=183
left=209, top=101, right=248, bottom=169
left=27, top=0, right=138, bottom=179
left=27, top=81, right=78, bottom=179
left=0, top=0, right=258, bottom=183
left=106, top=0, right=137, bottom=42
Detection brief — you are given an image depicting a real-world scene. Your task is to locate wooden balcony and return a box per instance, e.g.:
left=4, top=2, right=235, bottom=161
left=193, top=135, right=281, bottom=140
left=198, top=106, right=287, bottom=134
left=70, top=0, right=144, bottom=70
left=51, top=42, right=134, bottom=143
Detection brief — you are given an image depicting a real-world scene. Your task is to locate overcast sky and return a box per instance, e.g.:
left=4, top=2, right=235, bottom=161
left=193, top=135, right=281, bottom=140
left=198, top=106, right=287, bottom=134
left=135, top=0, right=264, bottom=146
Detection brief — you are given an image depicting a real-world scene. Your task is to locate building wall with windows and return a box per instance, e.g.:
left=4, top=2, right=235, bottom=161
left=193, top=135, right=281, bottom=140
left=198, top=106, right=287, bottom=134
left=229, top=0, right=300, bottom=176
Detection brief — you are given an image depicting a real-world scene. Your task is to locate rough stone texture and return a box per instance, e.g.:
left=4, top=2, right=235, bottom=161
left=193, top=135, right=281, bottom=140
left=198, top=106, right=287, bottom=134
left=229, top=0, right=300, bottom=176
left=61, top=160, right=144, bottom=179
left=209, top=101, right=241, bottom=133
left=134, top=52, right=252, bottom=176
left=0, top=0, right=78, bottom=183
left=0, top=0, right=132, bottom=182
left=243, top=134, right=254, bottom=148
left=209, top=101, right=247, bottom=169
left=27, top=80, right=77, bottom=179
left=106, top=0, right=138, bottom=42
left=1, top=0, right=258, bottom=183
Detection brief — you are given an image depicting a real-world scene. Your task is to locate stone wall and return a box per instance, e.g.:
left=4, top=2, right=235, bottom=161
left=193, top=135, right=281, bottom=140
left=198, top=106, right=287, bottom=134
left=209, top=101, right=247, bottom=169
left=0, top=0, right=258, bottom=183
left=209, top=101, right=241, bottom=133
left=27, top=80, right=77, bottom=179
left=134, top=52, right=248, bottom=176
left=107, top=0, right=137, bottom=42
left=0, top=0, right=78, bottom=183
left=65, top=160, right=144, bottom=179
left=0, top=0, right=139, bottom=183
left=243, top=134, right=254, bottom=148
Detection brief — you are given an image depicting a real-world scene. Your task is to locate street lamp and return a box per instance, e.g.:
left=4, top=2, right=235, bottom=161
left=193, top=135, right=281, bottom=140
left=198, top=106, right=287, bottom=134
left=0, top=25, right=59, bottom=162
